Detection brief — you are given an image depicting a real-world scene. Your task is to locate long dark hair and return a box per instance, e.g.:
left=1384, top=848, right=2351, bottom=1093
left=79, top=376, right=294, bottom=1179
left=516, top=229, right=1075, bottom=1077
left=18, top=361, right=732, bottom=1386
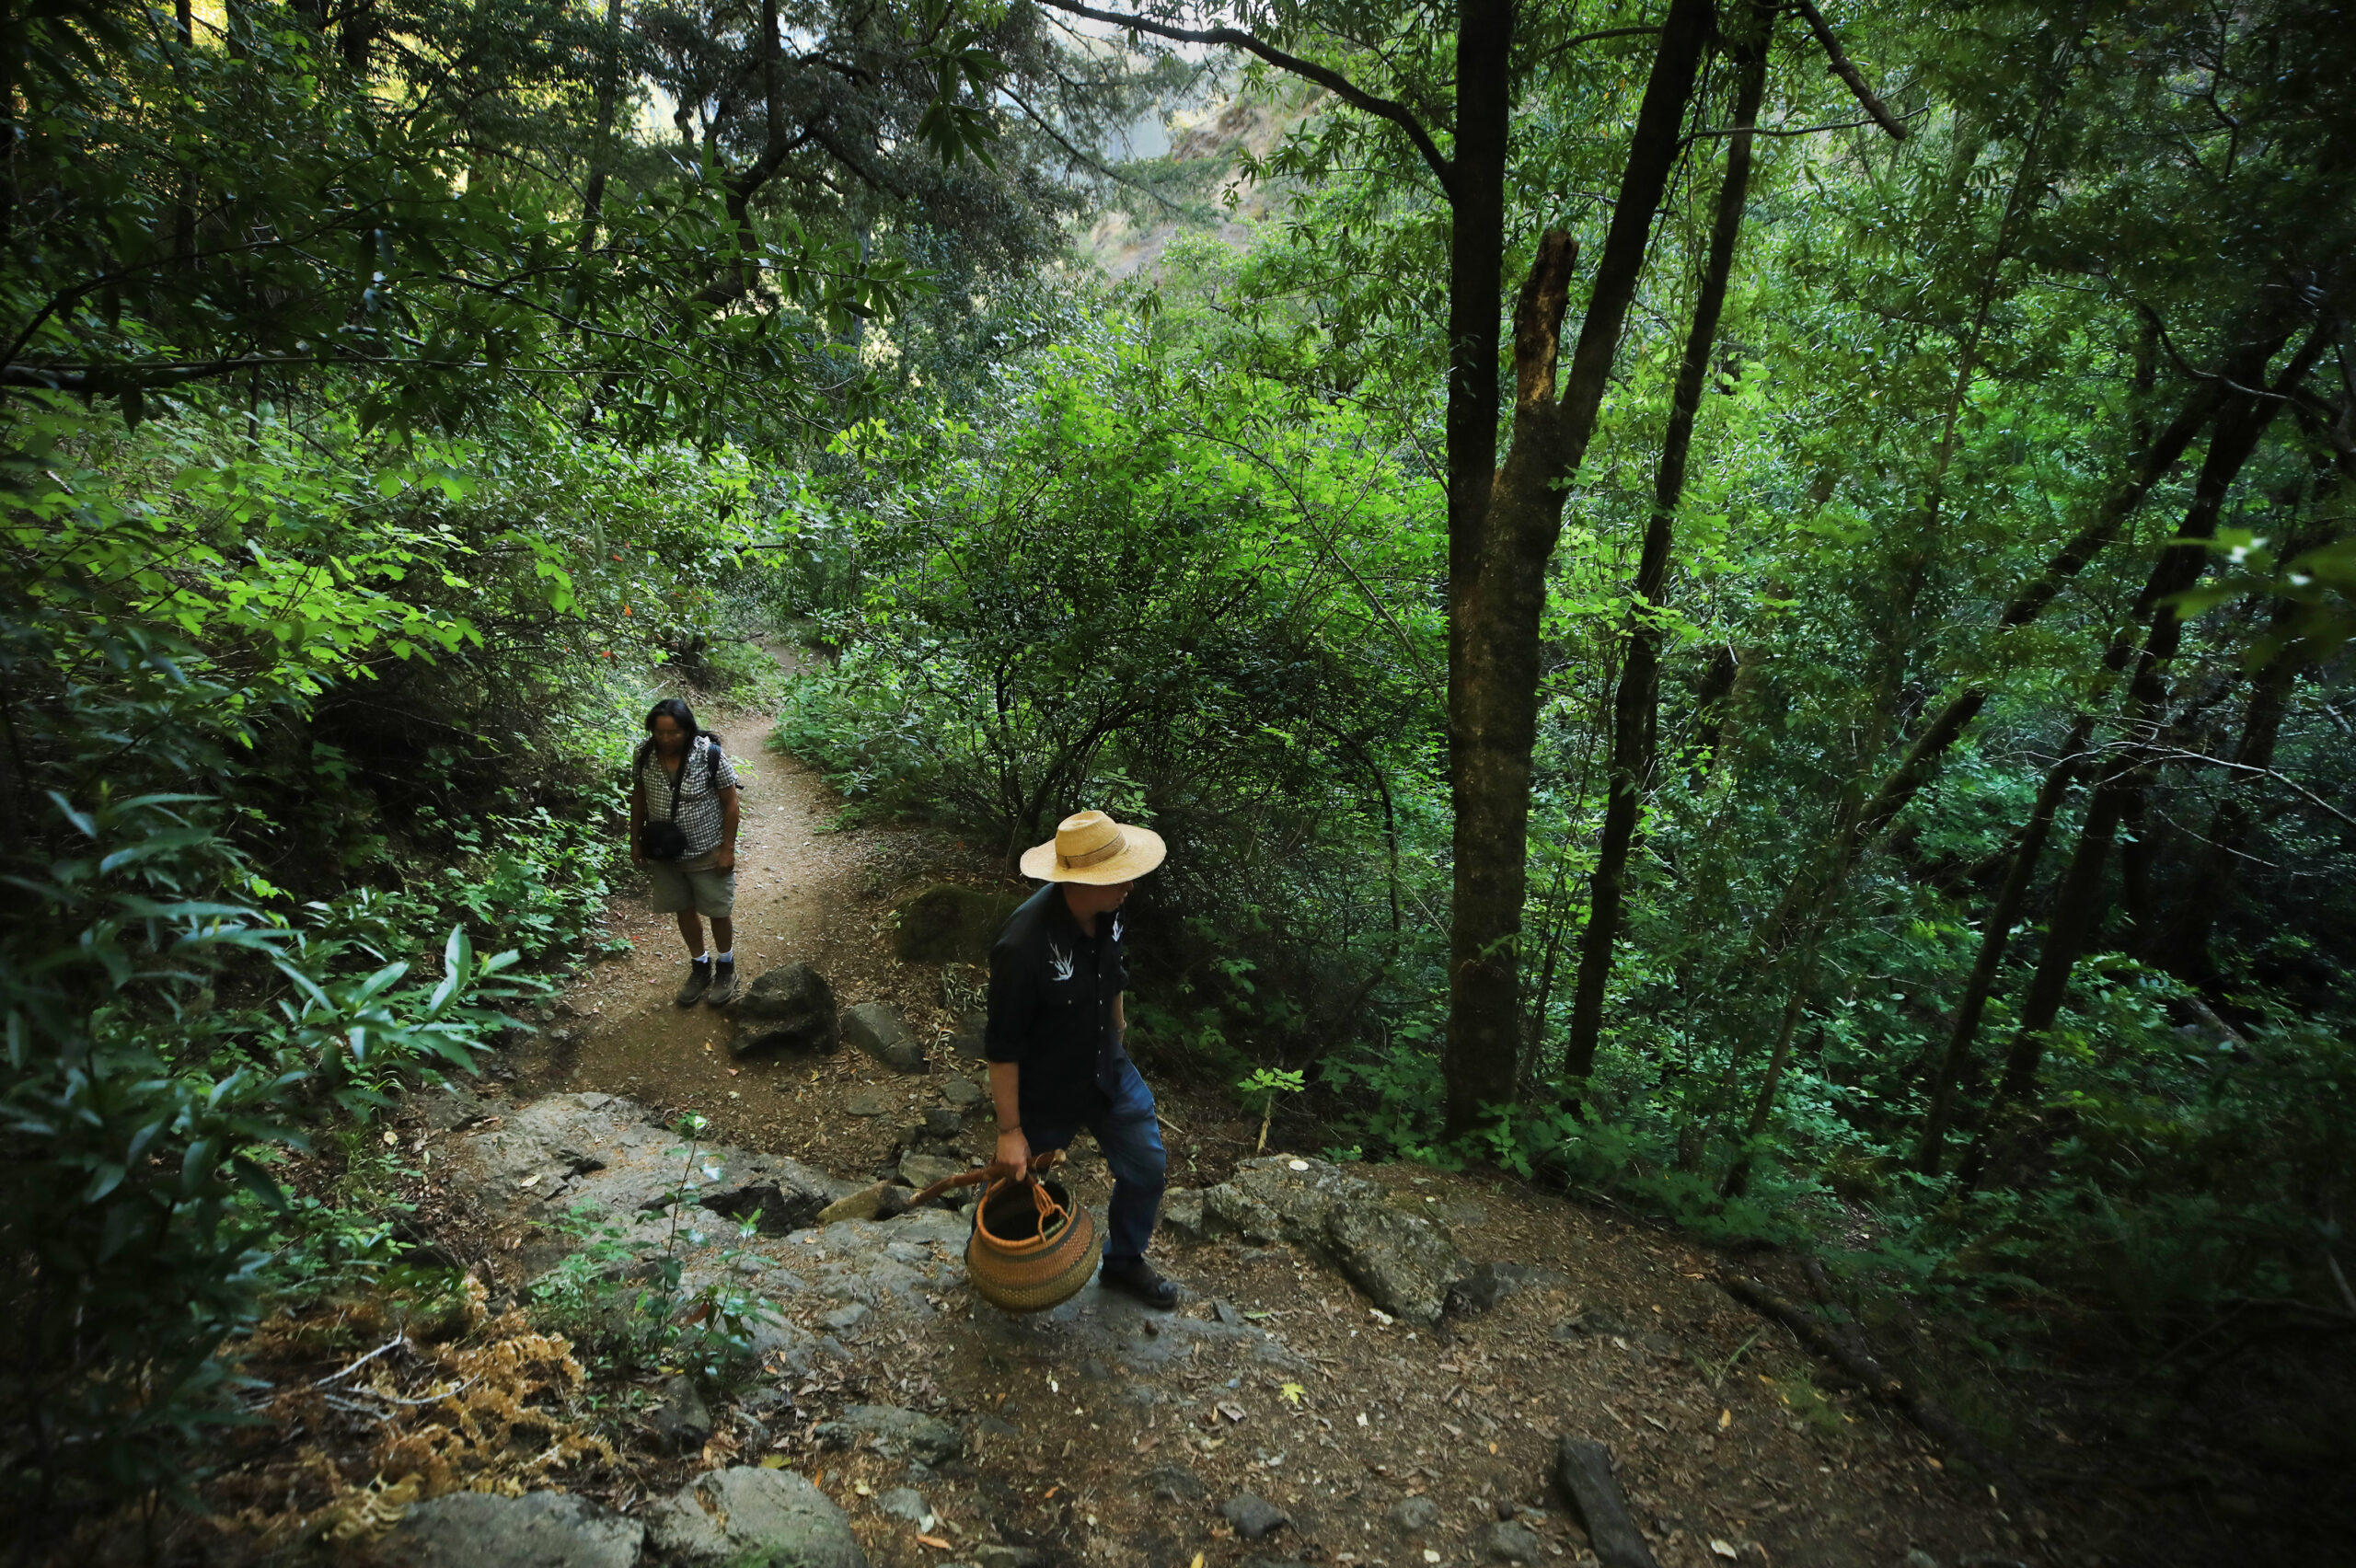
left=634, top=698, right=723, bottom=769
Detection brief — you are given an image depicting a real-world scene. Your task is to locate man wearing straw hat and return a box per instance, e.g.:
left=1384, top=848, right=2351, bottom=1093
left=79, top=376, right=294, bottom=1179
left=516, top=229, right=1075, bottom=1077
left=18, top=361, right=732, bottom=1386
left=985, top=810, right=1179, bottom=1309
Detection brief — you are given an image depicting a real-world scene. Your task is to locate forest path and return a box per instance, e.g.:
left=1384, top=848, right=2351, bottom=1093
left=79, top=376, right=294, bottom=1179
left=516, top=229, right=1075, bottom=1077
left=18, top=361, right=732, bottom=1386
left=456, top=647, right=2050, bottom=1568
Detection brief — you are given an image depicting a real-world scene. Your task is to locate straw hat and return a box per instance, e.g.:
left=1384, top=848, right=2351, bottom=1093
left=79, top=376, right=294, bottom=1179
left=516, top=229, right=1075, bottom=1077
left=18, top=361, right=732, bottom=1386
left=1019, top=810, right=1167, bottom=884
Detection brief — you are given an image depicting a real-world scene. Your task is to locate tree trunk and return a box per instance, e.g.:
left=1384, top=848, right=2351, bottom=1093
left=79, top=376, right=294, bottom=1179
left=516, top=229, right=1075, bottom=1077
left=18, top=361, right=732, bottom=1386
left=1961, top=327, right=2327, bottom=1183
left=579, top=0, right=629, bottom=254
left=1442, top=0, right=1715, bottom=1136
left=1561, top=6, right=1772, bottom=1086
left=1746, top=384, right=2225, bottom=962
left=2149, top=606, right=2302, bottom=982
left=1911, top=717, right=2090, bottom=1173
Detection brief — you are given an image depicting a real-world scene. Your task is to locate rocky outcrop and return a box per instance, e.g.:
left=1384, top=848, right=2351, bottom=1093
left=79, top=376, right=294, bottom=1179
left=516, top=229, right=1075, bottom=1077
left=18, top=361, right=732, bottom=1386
left=645, top=1466, right=867, bottom=1568
left=377, top=1490, right=643, bottom=1568
left=890, top=883, right=1022, bottom=963
left=732, top=963, right=838, bottom=1055
left=811, top=1403, right=964, bottom=1465
left=1199, top=1157, right=1472, bottom=1326
left=841, top=1002, right=926, bottom=1073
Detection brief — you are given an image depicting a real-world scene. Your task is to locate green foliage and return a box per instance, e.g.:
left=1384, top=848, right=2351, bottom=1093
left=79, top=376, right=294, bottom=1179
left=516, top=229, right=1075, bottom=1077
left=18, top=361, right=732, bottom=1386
left=528, top=1118, right=785, bottom=1383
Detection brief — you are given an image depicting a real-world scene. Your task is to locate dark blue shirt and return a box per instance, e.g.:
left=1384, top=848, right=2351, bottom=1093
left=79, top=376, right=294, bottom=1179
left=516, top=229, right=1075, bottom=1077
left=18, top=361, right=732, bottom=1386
left=984, top=883, right=1132, bottom=1131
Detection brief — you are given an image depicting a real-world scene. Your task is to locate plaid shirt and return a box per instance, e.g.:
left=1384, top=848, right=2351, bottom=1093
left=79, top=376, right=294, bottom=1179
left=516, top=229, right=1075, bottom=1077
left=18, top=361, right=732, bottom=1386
left=636, top=734, right=739, bottom=857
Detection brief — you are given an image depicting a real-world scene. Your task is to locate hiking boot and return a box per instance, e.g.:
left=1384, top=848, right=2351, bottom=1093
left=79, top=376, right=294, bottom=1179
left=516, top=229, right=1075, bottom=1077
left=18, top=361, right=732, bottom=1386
left=703, top=958, right=737, bottom=1009
left=1100, top=1258, right=1178, bottom=1309
left=674, top=960, right=712, bottom=1008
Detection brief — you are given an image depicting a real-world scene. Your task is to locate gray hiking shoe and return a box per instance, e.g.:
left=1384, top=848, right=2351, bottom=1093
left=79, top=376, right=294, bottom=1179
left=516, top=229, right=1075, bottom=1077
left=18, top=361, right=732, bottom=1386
left=673, top=961, right=712, bottom=1008
left=703, top=959, right=737, bottom=1009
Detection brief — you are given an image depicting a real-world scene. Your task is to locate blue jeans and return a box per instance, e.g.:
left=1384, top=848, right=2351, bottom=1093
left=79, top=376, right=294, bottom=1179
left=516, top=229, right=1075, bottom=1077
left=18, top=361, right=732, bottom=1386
left=1024, top=1055, right=1166, bottom=1266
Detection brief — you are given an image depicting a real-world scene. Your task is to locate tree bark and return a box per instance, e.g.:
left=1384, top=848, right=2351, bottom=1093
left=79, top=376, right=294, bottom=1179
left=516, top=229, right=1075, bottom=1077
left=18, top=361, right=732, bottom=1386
left=1911, top=717, right=2090, bottom=1173
left=2149, top=605, right=2303, bottom=982
left=1561, top=5, right=1772, bottom=1087
left=1442, top=0, right=1715, bottom=1136
left=579, top=0, right=629, bottom=255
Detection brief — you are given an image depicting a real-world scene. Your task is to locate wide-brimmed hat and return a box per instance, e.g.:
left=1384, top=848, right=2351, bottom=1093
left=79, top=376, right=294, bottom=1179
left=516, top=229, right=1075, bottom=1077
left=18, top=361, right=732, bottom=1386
left=1019, top=810, right=1167, bottom=884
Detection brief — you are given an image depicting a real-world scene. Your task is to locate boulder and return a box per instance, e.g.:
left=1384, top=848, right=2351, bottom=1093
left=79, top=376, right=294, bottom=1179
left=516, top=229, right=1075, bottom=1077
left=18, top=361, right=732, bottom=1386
left=816, top=1182, right=910, bottom=1225
left=733, top=964, right=838, bottom=1055
left=378, top=1490, right=643, bottom=1568
left=900, top=1153, right=975, bottom=1206
left=648, top=1374, right=712, bottom=1454
left=1221, top=1493, right=1289, bottom=1540
left=1389, top=1495, right=1441, bottom=1533
left=1480, top=1519, right=1543, bottom=1562
left=1143, top=1465, right=1207, bottom=1502
left=842, top=1003, right=927, bottom=1074
left=890, top=883, right=1022, bottom=964
left=811, top=1403, right=964, bottom=1464
left=1200, top=1158, right=1471, bottom=1326
left=1158, top=1189, right=1207, bottom=1241
left=939, top=1075, right=986, bottom=1110
left=645, top=1467, right=867, bottom=1568
left=1450, top=1260, right=1570, bottom=1313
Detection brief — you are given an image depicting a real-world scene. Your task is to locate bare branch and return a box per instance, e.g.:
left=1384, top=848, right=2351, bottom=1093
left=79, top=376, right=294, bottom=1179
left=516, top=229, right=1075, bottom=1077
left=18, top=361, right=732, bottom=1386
left=1787, top=0, right=1908, bottom=140
left=1032, top=0, right=1457, bottom=202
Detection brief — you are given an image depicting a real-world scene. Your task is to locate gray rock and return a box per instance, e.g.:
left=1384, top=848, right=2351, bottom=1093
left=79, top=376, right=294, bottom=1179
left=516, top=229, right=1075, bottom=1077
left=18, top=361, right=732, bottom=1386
left=901, top=1152, right=973, bottom=1203
left=1221, top=1493, right=1289, bottom=1541
left=733, top=963, right=838, bottom=1055
left=948, top=1027, right=986, bottom=1060
left=1901, top=1553, right=1942, bottom=1568
left=847, top=1087, right=895, bottom=1116
left=973, top=1548, right=1044, bottom=1568
left=812, top=1403, right=965, bottom=1464
left=822, top=1302, right=872, bottom=1334
left=890, top=884, right=1023, bottom=964
left=921, top=1106, right=964, bottom=1138
left=843, top=1002, right=928, bottom=1074
left=1213, top=1300, right=1244, bottom=1326
left=817, top=1181, right=908, bottom=1224
left=1143, top=1465, right=1206, bottom=1502
left=1390, top=1495, right=1441, bottom=1534
left=1158, top=1189, right=1207, bottom=1240
left=1202, top=1158, right=1470, bottom=1325
left=1480, top=1519, right=1544, bottom=1562
left=1450, top=1260, right=1571, bottom=1313
left=645, top=1466, right=867, bottom=1568
left=649, top=1374, right=712, bottom=1454
left=874, top=1487, right=930, bottom=1526
left=971, top=1413, right=1021, bottom=1440
left=940, top=1075, right=986, bottom=1110
left=378, top=1490, right=643, bottom=1568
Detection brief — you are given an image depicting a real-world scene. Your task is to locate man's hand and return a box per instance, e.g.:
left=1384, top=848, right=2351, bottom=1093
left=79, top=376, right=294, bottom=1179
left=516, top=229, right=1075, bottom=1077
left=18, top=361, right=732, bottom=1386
left=713, top=847, right=735, bottom=872
left=994, top=1125, right=1031, bottom=1178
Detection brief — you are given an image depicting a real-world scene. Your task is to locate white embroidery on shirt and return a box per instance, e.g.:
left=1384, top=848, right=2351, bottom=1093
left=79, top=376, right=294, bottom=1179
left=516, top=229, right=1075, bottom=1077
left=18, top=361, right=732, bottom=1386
left=1111, top=911, right=1125, bottom=943
left=1045, top=941, right=1075, bottom=982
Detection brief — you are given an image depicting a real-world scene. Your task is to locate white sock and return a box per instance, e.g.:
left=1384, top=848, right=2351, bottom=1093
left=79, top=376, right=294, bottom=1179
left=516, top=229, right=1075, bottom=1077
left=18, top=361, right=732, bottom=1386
left=715, top=950, right=733, bottom=964
left=694, top=951, right=710, bottom=965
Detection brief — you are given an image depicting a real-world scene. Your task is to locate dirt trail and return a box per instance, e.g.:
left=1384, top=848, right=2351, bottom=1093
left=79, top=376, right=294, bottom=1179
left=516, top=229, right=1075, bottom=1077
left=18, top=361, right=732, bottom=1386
left=466, top=669, right=2059, bottom=1568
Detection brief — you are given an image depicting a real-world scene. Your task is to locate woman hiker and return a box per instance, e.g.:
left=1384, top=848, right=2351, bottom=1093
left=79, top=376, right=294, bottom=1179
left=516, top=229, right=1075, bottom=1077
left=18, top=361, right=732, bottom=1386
left=985, top=810, right=1180, bottom=1309
left=629, top=698, right=744, bottom=1009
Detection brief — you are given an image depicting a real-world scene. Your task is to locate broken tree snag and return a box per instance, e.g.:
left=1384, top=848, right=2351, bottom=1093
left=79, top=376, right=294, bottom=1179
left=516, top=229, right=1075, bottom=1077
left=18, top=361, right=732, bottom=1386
left=1789, top=0, right=1908, bottom=140
left=1717, top=1274, right=2033, bottom=1501
left=1554, top=1437, right=1659, bottom=1568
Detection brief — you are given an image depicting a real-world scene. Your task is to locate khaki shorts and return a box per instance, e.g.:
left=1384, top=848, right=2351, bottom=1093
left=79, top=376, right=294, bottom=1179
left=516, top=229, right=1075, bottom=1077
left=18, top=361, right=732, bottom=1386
left=647, top=849, right=735, bottom=918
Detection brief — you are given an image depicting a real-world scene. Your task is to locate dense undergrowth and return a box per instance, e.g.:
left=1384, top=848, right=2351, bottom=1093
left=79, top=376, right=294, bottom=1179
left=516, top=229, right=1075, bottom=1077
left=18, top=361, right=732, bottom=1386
left=6, top=0, right=2352, bottom=1551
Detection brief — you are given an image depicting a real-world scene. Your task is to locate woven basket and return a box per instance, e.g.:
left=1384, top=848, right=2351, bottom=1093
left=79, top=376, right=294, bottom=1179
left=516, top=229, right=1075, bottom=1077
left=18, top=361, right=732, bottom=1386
left=965, top=1173, right=1100, bottom=1314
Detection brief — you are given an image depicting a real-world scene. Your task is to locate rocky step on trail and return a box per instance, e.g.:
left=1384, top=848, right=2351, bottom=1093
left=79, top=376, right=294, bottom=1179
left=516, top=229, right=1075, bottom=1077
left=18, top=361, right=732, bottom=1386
left=375, top=1084, right=2039, bottom=1568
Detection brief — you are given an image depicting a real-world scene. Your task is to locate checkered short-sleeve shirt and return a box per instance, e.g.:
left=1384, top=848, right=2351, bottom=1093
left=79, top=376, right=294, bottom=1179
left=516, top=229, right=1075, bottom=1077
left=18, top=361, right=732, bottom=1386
left=637, top=734, right=740, bottom=856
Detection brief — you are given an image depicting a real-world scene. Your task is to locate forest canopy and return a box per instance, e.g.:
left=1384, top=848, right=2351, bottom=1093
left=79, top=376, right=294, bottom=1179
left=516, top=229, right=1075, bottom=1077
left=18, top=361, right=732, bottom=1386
left=3, top=0, right=2351, bottom=1551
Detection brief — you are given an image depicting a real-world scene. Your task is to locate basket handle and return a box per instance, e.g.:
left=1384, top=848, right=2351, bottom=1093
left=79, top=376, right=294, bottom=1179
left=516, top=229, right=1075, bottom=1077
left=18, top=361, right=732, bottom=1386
left=905, top=1147, right=1065, bottom=1208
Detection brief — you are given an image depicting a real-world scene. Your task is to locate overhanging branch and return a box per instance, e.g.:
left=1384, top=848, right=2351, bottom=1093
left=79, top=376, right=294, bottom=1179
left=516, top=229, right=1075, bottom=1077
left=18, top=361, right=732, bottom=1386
left=1788, top=0, right=1907, bottom=141
left=1033, top=0, right=1457, bottom=202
